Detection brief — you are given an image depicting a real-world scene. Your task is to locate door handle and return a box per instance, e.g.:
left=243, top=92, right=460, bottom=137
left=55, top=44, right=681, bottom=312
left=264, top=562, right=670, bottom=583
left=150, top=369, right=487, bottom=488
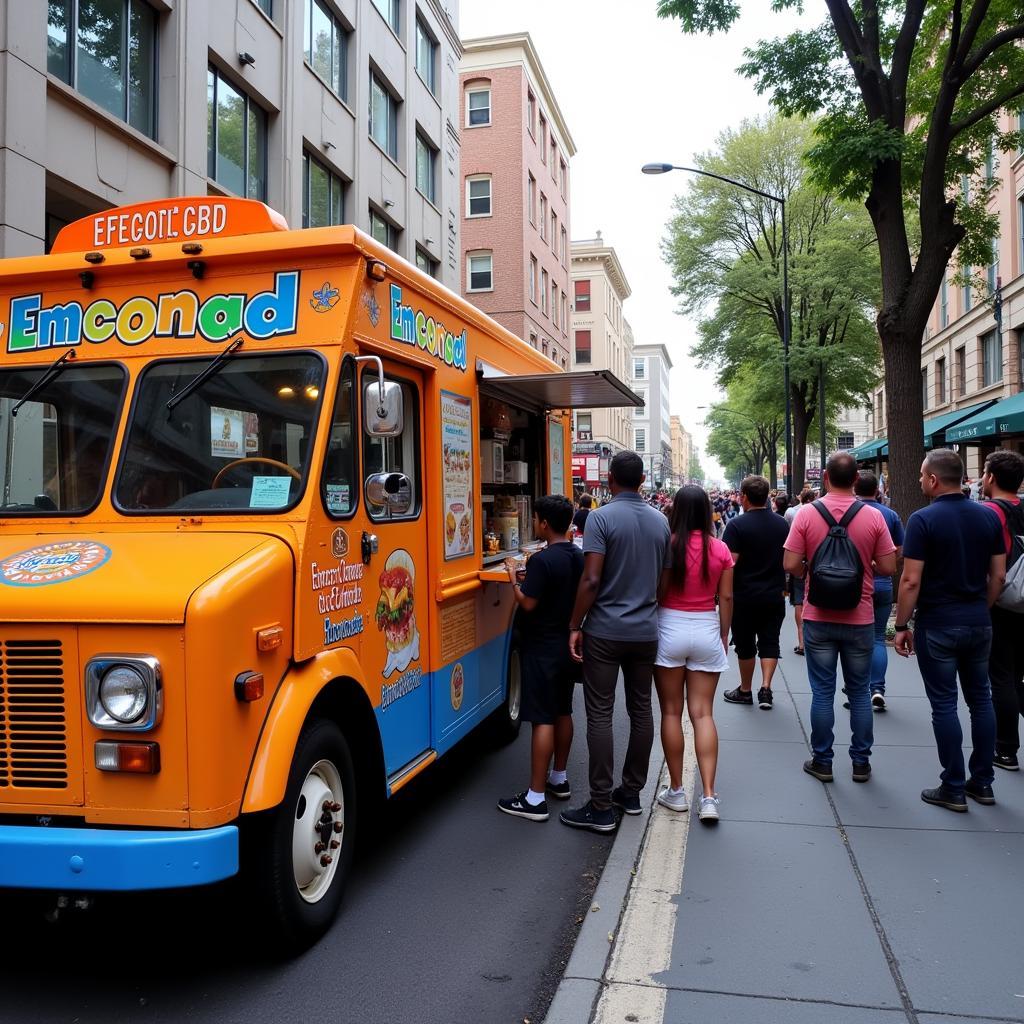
left=361, top=531, right=378, bottom=565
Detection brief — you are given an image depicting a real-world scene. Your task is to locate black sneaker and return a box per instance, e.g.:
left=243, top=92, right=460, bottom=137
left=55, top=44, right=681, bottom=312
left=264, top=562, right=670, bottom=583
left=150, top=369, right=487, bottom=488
left=559, top=801, right=618, bottom=833
left=921, top=786, right=968, bottom=813
left=803, top=759, right=834, bottom=782
left=611, top=786, right=641, bottom=815
left=757, top=687, right=773, bottom=710
left=852, top=762, right=871, bottom=783
left=994, top=752, right=1020, bottom=771
left=723, top=687, right=753, bottom=705
left=497, top=791, right=549, bottom=821
left=546, top=779, right=572, bottom=800
left=871, top=693, right=887, bottom=711
left=965, top=780, right=996, bottom=805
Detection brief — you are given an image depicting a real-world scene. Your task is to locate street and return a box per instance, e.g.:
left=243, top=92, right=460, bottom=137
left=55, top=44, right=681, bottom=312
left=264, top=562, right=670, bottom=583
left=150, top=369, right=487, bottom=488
left=0, top=704, right=636, bottom=1024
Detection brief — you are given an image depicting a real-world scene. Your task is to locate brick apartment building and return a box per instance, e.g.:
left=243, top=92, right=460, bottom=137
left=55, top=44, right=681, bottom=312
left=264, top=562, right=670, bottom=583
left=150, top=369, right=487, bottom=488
left=458, top=33, right=575, bottom=368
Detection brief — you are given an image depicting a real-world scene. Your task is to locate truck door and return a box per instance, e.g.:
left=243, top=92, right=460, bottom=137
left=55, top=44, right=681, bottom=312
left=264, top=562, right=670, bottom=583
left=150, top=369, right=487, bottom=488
left=355, top=361, right=431, bottom=782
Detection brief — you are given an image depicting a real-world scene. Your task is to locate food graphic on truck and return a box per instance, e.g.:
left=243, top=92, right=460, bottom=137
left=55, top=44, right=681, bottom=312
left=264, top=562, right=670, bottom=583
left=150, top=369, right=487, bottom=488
left=375, top=550, right=420, bottom=677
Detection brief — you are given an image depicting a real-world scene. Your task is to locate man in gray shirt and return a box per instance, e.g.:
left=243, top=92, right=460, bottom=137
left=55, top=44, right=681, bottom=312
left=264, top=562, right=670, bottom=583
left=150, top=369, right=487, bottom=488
left=562, top=451, right=672, bottom=833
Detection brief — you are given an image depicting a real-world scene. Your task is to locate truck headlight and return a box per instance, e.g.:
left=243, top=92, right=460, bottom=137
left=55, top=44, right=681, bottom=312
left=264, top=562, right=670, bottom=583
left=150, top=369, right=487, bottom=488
left=85, top=656, right=162, bottom=731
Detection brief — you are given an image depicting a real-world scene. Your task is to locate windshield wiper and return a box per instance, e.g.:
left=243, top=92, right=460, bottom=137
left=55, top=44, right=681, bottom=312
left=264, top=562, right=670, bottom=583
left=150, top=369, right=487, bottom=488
left=166, top=336, right=243, bottom=414
left=11, top=350, right=76, bottom=418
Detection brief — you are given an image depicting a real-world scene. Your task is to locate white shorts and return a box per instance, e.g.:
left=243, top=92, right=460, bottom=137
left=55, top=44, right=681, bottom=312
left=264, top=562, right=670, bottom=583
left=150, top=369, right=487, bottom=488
left=655, top=609, right=729, bottom=672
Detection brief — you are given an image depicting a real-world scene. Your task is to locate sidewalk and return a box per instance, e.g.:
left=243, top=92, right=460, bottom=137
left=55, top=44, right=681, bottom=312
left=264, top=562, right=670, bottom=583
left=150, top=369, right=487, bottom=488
left=547, top=616, right=1024, bottom=1024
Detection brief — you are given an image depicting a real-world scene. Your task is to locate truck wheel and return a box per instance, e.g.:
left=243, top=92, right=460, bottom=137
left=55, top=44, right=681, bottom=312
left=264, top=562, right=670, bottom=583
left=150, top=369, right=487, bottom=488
left=246, top=719, right=356, bottom=951
left=491, top=643, right=522, bottom=743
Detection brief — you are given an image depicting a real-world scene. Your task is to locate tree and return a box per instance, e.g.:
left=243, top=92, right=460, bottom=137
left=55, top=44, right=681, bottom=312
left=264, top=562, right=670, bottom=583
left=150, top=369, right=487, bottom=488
left=662, top=116, right=881, bottom=488
left=657, top=0, right=1024, bottom=518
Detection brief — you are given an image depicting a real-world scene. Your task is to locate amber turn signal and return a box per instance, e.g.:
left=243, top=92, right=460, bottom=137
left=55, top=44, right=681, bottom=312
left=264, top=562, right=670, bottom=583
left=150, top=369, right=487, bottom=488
left=366, top=259, right=387, bottom=281
left=95, top=741, right=160, bottom=774
left=234, top=671, right=265, bottom=702
left=256, top=626, right=284, bottom=652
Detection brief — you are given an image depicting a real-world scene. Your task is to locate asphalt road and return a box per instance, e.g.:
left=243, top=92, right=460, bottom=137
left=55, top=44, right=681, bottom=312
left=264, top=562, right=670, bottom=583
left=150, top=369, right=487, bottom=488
left=0, top=700, right=639, bottom=1024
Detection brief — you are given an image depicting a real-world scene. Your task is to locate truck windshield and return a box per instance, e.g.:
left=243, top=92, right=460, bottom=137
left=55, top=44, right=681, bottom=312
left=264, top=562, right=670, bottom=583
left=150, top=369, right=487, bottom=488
left=116, top=352, right=325, bottom=513
left=0, top=362, right=126, bottom=515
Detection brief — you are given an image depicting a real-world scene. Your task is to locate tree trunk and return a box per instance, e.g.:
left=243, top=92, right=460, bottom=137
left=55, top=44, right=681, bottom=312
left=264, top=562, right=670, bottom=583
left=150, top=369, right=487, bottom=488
left=790, top=398, right=810, bottom=494
left=879, top=327, right=928, bottom=523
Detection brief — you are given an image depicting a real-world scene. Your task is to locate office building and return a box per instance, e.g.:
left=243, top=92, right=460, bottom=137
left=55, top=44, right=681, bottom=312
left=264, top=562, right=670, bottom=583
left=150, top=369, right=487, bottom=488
left=631, top=342, right=673, bottom=488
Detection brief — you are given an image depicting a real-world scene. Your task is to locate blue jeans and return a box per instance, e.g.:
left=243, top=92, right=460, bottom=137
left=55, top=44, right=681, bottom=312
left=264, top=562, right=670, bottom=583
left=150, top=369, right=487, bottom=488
left=915, top=625, right=995, bottom=793
left=804, top=619, right=874, bottom=765
left=871, top=587, right=892, bottom=694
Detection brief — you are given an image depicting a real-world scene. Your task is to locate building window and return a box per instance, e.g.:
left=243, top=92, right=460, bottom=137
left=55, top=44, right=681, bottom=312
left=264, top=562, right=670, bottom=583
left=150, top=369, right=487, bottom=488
left=369, top=72, right=398, bottom=160
left=963, top=274, right=972, bottom=313
left=540, top=195, right=547, bottom=240
left=921, top=367, right=929, bottom=411
left=837, top=432, right=855, bottom=450
left=467, top=87, right=490, bottom=126
left=466, top=175, right=491, bottom=217
left=634, top=391, right=646, bottom=415
left=254, top=0, right=272, bottom=14
left=550, top=138, right=557, bottom=172
left=939, top=272, right=948, bottom=328
left=634, top=358, right=646, bottom=380
left=560, top=226, right=567, bottom=264
left=529, top=332, right=538, bottom=349
left=574, top=279, right=591, bottom=312
left=305, top=0, right=348, bottom=100
left=371, top=0, right=399, bottom=32
left=982, top=328, right=1003, bottom=387
left=415, top=247, right=438, bottom=278
left=635, top=427, right=646, bottom=452
left=302, top=151, right=344, bottom=227
left=1019, top=197, right=1024, bottom=269
left=541, top=269, right=549, bottom=315
left=551, top=211, right=558, bottom=250
left=552, top=283, right=559, bottom=327
left=415, top=131, right=437, bottom=204
left=527, top=173, right=536, bottom=223
left=48, top=0, right=157, bottom=138
left=577, top=413, right=592, bottom=438
left=987, top=234, right=999, bottom=294
left=575, top=329, right=591, bottom=364
left=560, top=158, right=567, bottom=197
left=207, top=67, right=266, bottom=199
left=956, top=345, right=967, bottom=396
left=529, top=255, right=537, bottom=304
left=539, top=114, right=547, bottom=161
left=984, top=139, right=996, bottom=183
left=936, top=356, right=946, bottom=404
left=415, top=17, right=437, bottom=94
left=561, top=292, right=567, bottom=328
left=542, top=339, right=549, bottom=357
left=527, top=90, right=536, bottom=136
left=369, top=207, right=397, bottom=249
left=467, top=251, right=493, bottom=292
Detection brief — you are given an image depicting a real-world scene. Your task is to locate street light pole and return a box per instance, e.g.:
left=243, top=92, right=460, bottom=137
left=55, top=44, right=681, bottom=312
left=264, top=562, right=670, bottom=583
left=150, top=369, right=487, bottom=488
left=643, top=162, right=793, bottom=495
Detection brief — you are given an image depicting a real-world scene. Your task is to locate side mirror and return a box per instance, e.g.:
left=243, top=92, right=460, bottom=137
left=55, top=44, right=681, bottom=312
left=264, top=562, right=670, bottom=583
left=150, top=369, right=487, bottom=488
left=363, top=380, right=404, bottom=436
left=365, top=472, right=413, bottom=514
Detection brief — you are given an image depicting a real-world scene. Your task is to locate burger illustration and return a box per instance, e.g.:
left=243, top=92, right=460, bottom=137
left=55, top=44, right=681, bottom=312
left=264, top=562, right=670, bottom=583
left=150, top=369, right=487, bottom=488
left=445, top=510, right=457, bottom=545
left=375, top=550, right=420, bottom=676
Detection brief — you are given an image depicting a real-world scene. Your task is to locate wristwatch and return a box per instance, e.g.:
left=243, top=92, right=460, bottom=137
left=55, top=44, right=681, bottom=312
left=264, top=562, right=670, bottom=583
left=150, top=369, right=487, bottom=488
left=894, top=622, right=910, bottom=631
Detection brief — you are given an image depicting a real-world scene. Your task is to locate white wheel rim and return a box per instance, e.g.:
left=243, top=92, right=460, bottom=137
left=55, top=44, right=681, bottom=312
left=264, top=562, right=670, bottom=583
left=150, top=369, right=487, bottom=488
left=507, top=649, right=522, bottom=722
left=292, top=758, right=344, bottom=904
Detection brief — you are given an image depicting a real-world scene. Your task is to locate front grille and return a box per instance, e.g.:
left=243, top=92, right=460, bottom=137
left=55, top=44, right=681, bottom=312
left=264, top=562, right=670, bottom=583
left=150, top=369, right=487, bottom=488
left=0, top=639, right=69, bottom=789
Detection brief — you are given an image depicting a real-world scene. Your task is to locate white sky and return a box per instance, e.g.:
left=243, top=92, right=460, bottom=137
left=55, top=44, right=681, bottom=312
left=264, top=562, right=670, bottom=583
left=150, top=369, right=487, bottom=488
left=460, top=0, right=811, bottom=483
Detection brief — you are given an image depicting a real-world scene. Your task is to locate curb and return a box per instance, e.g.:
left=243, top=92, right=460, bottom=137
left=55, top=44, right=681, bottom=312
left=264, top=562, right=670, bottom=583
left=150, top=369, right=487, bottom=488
left=543, top=733, right=665, bottom=1024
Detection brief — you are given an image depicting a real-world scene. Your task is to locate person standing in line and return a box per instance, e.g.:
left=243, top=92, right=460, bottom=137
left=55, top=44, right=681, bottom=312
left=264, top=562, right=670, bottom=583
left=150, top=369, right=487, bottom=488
left=653, top=486, right=734, bottom=823
left=497, top=496, right=583, bottom=821
left=773, top=493, right=789, bottom=517
left=785, top=487, right=814, bottom=655
left=562, top=451, right=672, bottom=834
left=721, top=475, right=790, bottom=710
left=894, top=449, right=1006, bottom=812
left=980, top=450, right=1024, bottom=771
left=784, top=452, right=896, bottom=783
left=853, top=471, right=904, bottom=711
left=573, top=494, right=593, bottom=540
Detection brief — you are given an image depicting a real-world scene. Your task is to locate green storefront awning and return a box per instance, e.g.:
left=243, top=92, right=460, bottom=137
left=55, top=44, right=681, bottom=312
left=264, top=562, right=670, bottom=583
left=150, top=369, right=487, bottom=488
left=922, top=400, right=999, bottom=447
left=947, top=391, right=1024, bottom=443
left=851, top=437, right=887, bottom=461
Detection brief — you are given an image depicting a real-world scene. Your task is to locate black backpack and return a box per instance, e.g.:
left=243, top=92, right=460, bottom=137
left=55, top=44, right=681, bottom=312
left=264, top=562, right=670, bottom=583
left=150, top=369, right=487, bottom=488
left=807, top=500, right=865, bottom=610
left=991, top=498, right=1024, bottom=613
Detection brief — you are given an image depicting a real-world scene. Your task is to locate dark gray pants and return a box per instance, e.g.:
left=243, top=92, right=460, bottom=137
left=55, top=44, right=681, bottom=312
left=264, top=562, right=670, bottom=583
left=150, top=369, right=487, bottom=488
left=582, top=633, right=658, bottom=810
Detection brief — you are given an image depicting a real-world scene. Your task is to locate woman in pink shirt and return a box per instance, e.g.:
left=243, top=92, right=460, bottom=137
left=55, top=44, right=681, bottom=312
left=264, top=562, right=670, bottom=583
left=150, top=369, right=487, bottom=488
left=654, top=486, right=734, bottom=823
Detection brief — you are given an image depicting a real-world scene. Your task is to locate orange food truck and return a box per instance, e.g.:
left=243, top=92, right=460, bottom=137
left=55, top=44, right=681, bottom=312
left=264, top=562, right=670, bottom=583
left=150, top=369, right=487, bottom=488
left=0, top=197, right=639, bottom=946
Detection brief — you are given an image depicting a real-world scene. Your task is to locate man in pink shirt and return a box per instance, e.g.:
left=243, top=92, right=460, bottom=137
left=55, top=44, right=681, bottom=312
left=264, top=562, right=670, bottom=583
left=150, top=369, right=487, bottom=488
left=784, top=452, right=897, bottom=783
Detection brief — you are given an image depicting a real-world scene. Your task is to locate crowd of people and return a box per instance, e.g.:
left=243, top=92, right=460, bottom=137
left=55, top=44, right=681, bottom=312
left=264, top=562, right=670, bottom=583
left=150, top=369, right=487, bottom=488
left=498, top=444, right=1024, bottom=829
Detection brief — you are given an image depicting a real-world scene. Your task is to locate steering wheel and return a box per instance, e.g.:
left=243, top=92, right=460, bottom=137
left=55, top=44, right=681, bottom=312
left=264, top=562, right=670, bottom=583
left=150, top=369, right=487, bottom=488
left=212, top=457, right=301, bottom=489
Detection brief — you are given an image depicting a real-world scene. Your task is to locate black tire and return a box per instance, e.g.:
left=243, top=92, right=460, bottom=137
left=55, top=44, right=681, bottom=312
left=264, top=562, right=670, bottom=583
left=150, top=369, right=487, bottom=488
left=243, top=718, right=357, bottom=953
left=490, top=640, right=523, bottom=743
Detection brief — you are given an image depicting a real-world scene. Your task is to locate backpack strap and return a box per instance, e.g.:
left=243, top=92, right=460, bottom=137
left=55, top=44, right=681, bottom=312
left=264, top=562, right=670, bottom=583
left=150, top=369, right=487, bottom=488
left=837, top=500, right=864, bottom=529
left=992, top=498, right=1024, bottom=535
left=811, top=500, right=838, bottom=528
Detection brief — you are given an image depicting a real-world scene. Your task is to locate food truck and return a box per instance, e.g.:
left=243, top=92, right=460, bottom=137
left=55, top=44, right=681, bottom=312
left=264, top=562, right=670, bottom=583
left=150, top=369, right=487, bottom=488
left=0, top=197, right=640, bottom=946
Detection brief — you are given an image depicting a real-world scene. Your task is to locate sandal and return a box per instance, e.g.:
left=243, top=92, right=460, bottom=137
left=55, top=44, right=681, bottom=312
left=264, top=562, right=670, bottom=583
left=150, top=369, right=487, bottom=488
left=794, top=645, right=805, bottom=656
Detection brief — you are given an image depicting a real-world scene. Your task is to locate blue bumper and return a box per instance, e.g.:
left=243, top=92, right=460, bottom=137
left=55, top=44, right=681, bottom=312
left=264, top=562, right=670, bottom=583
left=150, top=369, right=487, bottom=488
left=0, top=824, right=239, bottom=891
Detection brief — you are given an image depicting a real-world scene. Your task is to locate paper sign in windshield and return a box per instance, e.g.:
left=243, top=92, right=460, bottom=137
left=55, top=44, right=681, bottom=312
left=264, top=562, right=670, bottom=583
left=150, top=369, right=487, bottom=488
left=250, top=476, right=292, bottom=508
left=211, top=407, right=245, bottom=459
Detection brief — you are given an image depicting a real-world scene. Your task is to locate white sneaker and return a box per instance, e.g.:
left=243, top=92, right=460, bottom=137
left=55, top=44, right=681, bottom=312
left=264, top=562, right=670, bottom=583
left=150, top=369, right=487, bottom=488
left=657, top=786, right=689, bottom=812
left=698, top=795, right=721, bottom=823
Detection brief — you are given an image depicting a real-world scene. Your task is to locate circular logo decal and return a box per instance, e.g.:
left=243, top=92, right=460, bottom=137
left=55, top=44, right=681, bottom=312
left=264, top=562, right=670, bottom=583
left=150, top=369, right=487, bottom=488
left=450, top=662, right=465, bottom=712
left=0, top=540, right=112, bottom=587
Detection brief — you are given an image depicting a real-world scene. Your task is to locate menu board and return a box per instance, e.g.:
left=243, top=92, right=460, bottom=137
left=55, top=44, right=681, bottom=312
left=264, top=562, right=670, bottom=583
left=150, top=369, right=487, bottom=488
left=441, top=391, right=474, bottom=560
left=548, top=417, right=566, bottom=495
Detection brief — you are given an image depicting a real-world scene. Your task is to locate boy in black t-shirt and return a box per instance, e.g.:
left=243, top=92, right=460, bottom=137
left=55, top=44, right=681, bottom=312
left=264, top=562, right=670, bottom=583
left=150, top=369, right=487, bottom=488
left=498, top=495, right=584, bottom=821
